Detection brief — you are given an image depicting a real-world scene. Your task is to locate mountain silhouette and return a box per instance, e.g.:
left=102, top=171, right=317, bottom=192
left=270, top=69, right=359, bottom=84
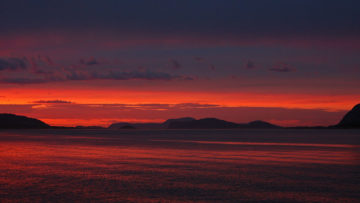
left=75, top=126, right=105, bottom=129
left=336, top=104, right=360, bottom=128
left=109, top=122, right=163, bottom=129
left=242, top=120, right=281, bottom=129
left=109, top=117, right=281, bottom=129
left=168, top=118, right=239, bottom=129
left=162, top=117, right=196, bottom=128
left=120, top=125, right=136, bottom=129
left=6, top=107, right=360, bottom=129
left=168, top=118, right=280, bottom=129
left=0, top=114, right=50, bottom=129
left=109, top=117, right=197, bottom=129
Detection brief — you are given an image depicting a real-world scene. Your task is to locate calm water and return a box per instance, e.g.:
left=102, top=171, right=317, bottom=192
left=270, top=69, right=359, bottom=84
left=0, top=129, right=359, bottom=202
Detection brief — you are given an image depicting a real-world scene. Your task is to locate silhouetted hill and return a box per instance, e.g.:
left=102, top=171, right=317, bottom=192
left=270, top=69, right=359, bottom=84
left=162, top=117, right=196, bottom=128
left=0, top=114, right=50, bottom=129
left=168, top=118, right=281, bottom=129
left=75, top=126, right=105, bottom=129
left=109, top=122, right=162, bottom=129
left=109, top=117, right=281, bottom=129
left=120, top=125, right=136, bottom=129
left=336, top=104, right=360, bottom=128
left=168, top=118, right=239, bottom=129
left=242, top=120, right=281, bottom=129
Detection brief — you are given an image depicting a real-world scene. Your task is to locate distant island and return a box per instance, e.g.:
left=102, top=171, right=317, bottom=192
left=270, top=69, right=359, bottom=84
left=0, top=114, right=50, bottom=129
left=1, top=103, right=360, bottom=129
left=109, top=117, right=281, bottom=129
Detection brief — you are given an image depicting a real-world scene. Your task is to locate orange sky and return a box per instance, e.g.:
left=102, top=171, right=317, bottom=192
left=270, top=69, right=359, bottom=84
left=0, top=84, right=358, bottom=110
left=0, top=81, right=358, bottom=127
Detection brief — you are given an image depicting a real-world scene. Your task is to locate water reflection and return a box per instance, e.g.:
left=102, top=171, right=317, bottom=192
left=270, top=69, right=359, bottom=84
left=0, top=130, right=359, bottom=202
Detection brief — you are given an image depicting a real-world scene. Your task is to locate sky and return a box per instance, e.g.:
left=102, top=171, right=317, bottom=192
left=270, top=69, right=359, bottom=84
left=1, top=0, right=360, bottom=127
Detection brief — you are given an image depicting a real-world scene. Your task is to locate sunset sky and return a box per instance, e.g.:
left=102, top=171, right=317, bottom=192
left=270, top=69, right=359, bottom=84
left=1, top=0, right=359, bottom=127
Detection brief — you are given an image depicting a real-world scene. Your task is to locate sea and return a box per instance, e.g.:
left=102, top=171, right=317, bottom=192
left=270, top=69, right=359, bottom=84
left=0, top=129, right=359, bottom=202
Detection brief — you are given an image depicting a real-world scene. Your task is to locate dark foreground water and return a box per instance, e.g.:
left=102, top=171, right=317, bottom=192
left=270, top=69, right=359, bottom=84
left=0, top=129, right=359, bottom=202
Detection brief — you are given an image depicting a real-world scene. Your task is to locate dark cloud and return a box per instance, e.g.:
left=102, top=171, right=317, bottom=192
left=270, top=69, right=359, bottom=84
left=170, top=59, right=181, bottom=69
left=0, top=55, right=194, bottom=84
left=245, top=60, right=256, bottom=69
left=33, top=100, right=73, bottom=104
left=99, top=70, right=186, bottom=81
left=0, top=57, right=28, bottom=71
left=193, top=57, right=215, bottom=70
left=24, top=56, right=57, bottom=72
left=80, top=57, right=99, bottom=66
left=269, top=63, right=296, bottom=72
left=0, top=68, right=193, bottom=84
left=27, top=57, right=38, bottom=69
left=0, top=56, right=56, bottom=73
left=1, top=1, right=359, bottom=39
left=0, top=77, right=47, bottom=84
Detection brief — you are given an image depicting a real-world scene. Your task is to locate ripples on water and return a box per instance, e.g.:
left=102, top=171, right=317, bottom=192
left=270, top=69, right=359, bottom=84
left=0, top=129, right=359, bottom=202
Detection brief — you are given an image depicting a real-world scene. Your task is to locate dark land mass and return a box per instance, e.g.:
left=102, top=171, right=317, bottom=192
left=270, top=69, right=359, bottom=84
left=287, top=126, right=329, bottom=129
left=108, top=122, right=163, bottom=129
left=107, top=103, right=360, bottom=130
left=167, top=118, right=281, bottom=129
left=168, top=118, right=239, bottom=129
left=334, top=104, right=360, bottom=128
left=120, top=125, right=136, bottom=129
left=109, top=117, right=197, bottom=129
left=1, top=103, right=360, bottom=129
left=242, top=120, right=282, bottom=129
left=110, top=117, right=281, bottom=129
left=74, top=126, right=106, bottom=129
left=0, top=114, right=50, bottom=129
left=162, top=117, right=196, bottom=128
